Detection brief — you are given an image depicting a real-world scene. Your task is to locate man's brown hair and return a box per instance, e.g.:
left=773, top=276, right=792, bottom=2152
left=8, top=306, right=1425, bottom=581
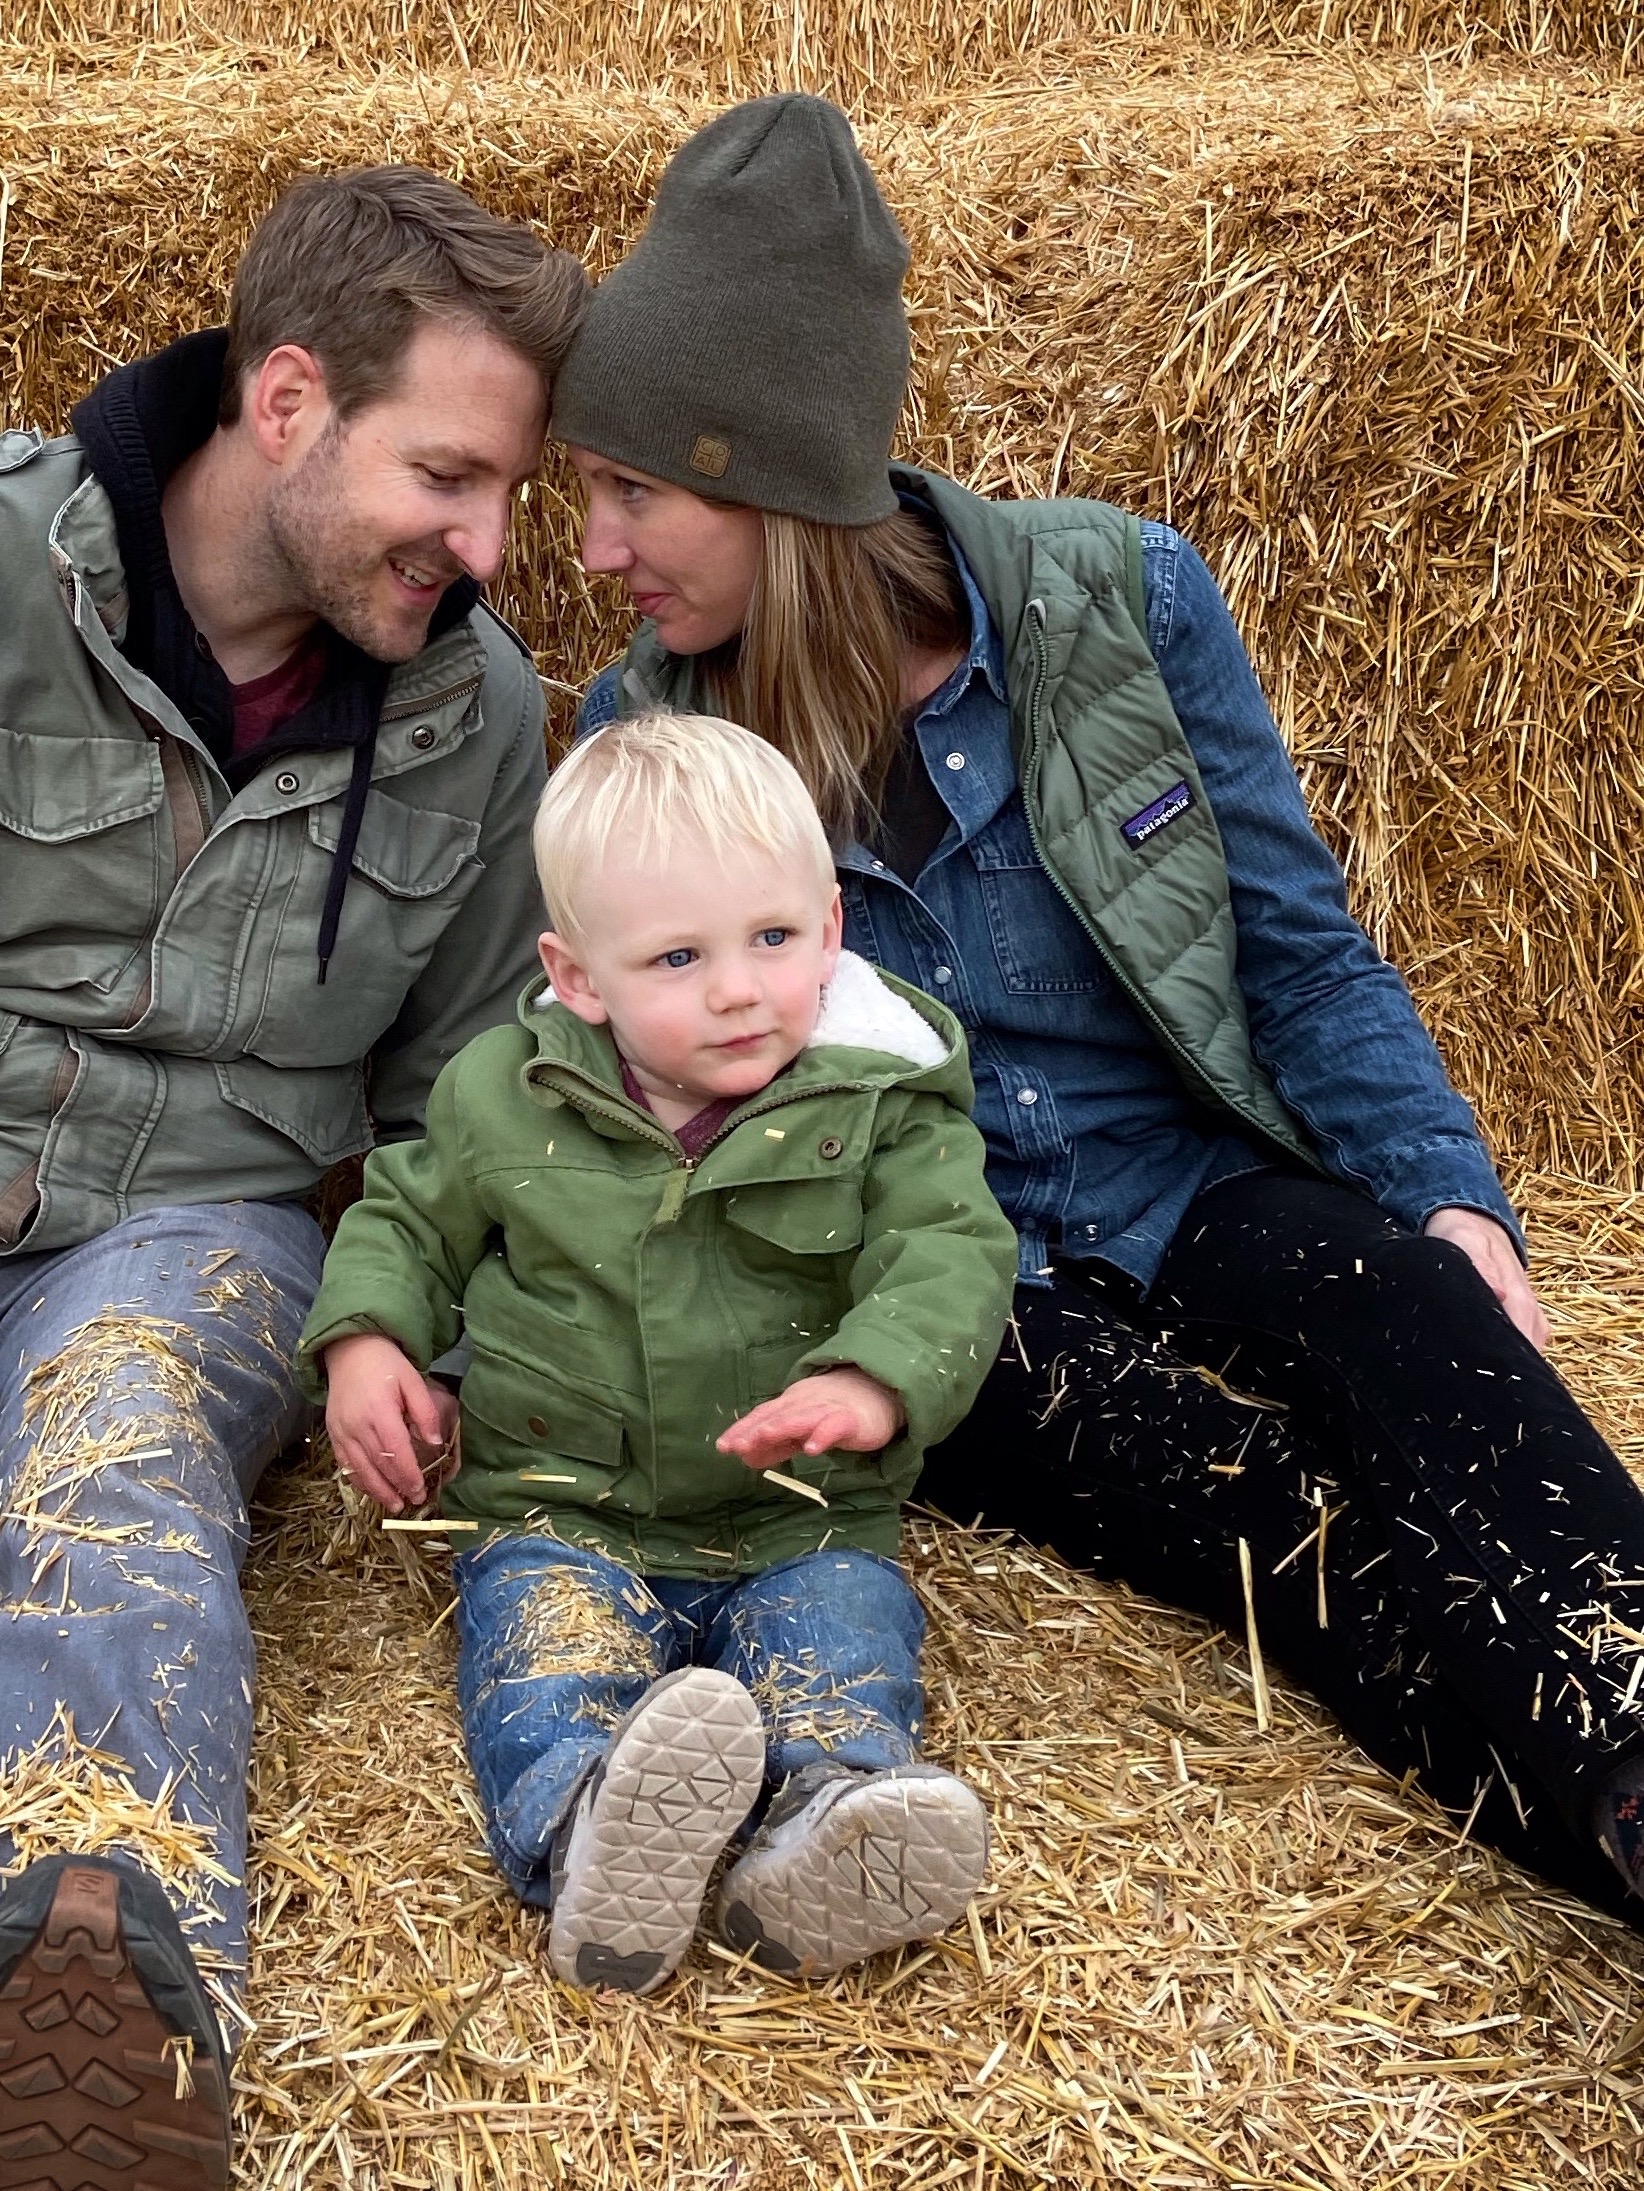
left=221, top=165, right=588, bottom=423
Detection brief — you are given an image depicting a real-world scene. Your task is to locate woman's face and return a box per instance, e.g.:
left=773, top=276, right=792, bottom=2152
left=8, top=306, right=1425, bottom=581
left=567, top=447, right=765, bottom=655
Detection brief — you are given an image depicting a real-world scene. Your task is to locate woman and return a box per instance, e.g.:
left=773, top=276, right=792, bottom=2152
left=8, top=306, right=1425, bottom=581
left=550, top=92, right=1644, bottom=1923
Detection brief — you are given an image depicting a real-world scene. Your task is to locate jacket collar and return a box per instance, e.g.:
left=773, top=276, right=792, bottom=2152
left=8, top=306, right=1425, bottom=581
left=69, top=329, right=480, bottom=783
left=515, top=951, right=969, bottom=1142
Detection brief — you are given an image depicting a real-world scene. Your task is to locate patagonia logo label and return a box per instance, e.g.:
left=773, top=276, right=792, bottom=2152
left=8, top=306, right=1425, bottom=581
left=1120, top=780, right=1193, bottom=848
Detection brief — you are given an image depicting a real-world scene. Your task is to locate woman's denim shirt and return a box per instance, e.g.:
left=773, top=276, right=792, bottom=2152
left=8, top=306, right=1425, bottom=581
left=579, top=522, right=1519, bottom=1289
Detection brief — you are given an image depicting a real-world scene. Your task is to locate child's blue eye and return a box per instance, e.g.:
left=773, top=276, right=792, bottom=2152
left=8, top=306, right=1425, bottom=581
left=660, top=948, right=695, bottom=969
left=756, top=928, right=791, bottom=948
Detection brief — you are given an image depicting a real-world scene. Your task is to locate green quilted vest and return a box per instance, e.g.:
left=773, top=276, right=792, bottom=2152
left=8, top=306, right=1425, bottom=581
left=605, top=464, right=1320, bottom=1171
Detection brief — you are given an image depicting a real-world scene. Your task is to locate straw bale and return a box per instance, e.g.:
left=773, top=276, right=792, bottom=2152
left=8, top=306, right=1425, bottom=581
left=8, top=0, right=1640, bottom=89
left=6, top=42, right=1644, bottom=2184
left=1, top=51, right=1642, bottom=1184
left=225, top=1176, right=1644, bottom=2189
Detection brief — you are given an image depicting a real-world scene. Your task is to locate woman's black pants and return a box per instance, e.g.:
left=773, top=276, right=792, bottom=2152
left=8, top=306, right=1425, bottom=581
left=919, top=1170, right=1644, bottom=1924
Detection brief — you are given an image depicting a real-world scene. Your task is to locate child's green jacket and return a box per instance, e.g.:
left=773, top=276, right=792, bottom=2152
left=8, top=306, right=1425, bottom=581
left=298, top=953, right=1018, bottom=1578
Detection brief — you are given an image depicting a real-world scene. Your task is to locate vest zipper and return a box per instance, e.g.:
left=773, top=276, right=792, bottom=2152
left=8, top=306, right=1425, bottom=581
left=1016, top=598, right=1310, bottom=1167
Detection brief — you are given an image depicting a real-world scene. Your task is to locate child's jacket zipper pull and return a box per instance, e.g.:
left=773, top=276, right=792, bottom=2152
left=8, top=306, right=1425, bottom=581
left=655, top=1160, right=695, bottom=1225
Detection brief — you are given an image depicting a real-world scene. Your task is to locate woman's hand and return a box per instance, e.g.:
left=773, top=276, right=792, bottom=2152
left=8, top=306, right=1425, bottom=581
left=1422, top=1207, right=1550, bottom=1353
left=717, top=1367, right=905, bottom=1472
left=323, top=1332, right=458, bottom=1512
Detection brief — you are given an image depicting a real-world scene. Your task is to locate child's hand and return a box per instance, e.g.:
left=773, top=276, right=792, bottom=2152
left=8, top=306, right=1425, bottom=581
left=323, top=1332, right=457, bottom=1513
left=717, top=1367, right=905, bottom=1472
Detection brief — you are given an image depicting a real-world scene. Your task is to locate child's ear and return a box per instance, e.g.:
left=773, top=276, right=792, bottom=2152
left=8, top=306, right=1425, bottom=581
left=538, top=933, right=610, bottom=1025
left=818, top=885, right=844, bottom=984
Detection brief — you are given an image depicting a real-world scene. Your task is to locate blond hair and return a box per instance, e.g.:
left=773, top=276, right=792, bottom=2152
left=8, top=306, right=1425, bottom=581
left=698, top=504, right=968, bottom=842
left=533, top=711, right=836, bottom=943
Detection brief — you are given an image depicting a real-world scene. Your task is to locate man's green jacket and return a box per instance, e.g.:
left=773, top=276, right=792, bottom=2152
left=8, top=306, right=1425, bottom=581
left=0, top=424, right=547, bottom=1258
left=299, top=954, right=1019, bottom=1577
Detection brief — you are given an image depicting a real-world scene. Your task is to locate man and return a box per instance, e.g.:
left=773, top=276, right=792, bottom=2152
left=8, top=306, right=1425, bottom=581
left=0, top=167, right=585, bottom=2186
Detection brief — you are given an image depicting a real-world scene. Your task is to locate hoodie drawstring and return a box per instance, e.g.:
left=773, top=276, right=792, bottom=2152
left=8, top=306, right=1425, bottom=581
left=317, top=731, right=377, bottom=985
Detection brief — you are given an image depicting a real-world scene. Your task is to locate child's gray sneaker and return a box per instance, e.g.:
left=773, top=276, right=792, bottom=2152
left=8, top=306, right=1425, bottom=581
left=547, top=1667, right=765, bottom=1995
left=716, top=1760, right=988, bottom=1975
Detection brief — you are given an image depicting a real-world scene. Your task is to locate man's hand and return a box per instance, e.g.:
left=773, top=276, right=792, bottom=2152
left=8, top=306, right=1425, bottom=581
left=1422, top=1207, right=1549, bottom=1353
left=323, top=1332, right=459, bottom=1512
left=717, top=1367, right=905, bottom=1473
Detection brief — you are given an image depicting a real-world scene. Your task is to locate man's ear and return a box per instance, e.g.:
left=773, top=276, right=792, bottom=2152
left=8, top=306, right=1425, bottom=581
left=818, top=884, right=844, bottom=986
left=241, top=344, right=332, bottom=468
left=538, top=932, right=610, bottom=1025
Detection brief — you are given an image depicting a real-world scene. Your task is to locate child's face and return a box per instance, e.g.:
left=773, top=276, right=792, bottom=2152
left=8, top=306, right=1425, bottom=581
left=539, top=838, right=842, bottom=1129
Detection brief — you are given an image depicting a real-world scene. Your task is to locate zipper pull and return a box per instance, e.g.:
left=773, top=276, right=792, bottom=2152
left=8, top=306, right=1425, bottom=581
left=655, top=1161, right=694, bottom=1225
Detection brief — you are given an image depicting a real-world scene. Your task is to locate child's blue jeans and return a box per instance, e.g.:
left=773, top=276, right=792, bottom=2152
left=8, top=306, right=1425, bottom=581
left=453, top=1536, right=926, bottom=1907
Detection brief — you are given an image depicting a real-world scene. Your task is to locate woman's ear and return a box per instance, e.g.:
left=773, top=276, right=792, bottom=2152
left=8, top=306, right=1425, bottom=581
left=818, top=885, right=844, bottom=985
left=538, top=932, right=610, bottom=1025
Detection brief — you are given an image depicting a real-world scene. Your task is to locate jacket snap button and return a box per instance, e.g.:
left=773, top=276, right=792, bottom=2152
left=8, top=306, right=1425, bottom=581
left=819, top=1136, right=844, bottom=1160
left=274, top=770, right=300, bottom=795
left=527, top=1414, right=549, bottom=1437
left=411, top=725, right=436, bottom=750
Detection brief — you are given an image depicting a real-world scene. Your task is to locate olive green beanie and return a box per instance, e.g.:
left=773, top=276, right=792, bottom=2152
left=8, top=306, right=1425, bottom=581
left=551, top=94, right=910, bottom=526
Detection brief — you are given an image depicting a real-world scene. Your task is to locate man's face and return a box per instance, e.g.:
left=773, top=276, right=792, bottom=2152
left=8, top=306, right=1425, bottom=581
left=266, top=319, right=547, bottom=662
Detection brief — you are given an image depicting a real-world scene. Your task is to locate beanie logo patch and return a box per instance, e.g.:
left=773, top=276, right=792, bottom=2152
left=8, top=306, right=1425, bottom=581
left=689, top=434, right=732, bottom=480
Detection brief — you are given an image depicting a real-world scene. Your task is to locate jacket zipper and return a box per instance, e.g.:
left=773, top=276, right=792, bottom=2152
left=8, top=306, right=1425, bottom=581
left=1016, top=599, right=1310, bottom=1165
left=117, top=676, right=481, bottom=1028
left=124, top=711, right=211, bottom=1028
left=545, top=1070, right=877, bottom=1174
left=379, top=674, right=483, bottom=724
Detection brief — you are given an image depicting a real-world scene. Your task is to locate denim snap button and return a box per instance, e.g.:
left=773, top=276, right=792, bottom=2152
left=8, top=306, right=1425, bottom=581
left=411, top=725, right=436, bottom=750
left=819, top=1136, right=844, bottom=1160
left=274, top=771, right=300, bottom=795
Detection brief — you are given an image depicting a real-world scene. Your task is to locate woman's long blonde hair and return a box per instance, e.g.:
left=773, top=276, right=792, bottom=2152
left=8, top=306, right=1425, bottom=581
left=696, top=505, right=969, bottom=845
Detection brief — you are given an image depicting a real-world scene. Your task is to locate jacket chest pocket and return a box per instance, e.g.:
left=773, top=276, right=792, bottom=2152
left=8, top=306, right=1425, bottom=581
left=0, top=727, right=164, bottom=992
left=239, top=787, right=484, bottom=1068
left=722, top=1175, right=867, bottom=1356
left=968, top=797, right=1106, bottom=997
left=724, top=1176, right=867, bottom=1258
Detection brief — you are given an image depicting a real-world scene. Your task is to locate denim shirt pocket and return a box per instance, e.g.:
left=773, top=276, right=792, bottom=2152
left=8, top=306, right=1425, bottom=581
left=967, top=796, right=1105, bottom=998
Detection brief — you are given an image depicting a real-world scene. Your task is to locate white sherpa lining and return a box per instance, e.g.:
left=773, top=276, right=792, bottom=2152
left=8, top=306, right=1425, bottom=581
left=806, top=950, right=948, bottom=1069
left=532, top=950, right=947, bottom=1071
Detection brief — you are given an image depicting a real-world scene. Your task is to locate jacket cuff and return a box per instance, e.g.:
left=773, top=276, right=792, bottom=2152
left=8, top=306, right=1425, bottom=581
left=297, top=1311, right=428, bottom=1403
left=791, top=1335, right=968, bottom=1457
left=1370, top=1143, right=1526, bottom=1264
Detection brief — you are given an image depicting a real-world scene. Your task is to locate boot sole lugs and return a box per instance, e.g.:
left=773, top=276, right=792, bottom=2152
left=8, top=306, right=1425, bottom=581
left=0, top=1863, right=230, bottom=2190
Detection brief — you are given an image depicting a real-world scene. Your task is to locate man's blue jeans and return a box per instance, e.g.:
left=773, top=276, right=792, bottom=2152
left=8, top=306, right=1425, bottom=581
left=453, top=1537, right=927, bottom=1907
left=0, top=1202, right=325, bottom=2004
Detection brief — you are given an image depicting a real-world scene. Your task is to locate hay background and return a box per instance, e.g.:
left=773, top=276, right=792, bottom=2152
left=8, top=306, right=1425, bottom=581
left=4, top=14, right=1644, bottom=2185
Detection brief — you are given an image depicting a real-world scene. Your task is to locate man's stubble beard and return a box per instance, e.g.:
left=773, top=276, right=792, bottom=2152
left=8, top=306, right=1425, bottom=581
left=265, top=424, right=427, bottom=665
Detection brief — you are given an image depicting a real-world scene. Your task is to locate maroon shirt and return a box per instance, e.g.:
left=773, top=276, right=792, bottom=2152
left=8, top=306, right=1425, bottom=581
left=228, top=630, right=328, bottom=762
left=618, top=1059, right=741, bottom=1160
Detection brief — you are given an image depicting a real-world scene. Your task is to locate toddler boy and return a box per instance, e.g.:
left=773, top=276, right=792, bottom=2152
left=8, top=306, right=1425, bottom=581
left=298, top=714, right=1016, bottom=1993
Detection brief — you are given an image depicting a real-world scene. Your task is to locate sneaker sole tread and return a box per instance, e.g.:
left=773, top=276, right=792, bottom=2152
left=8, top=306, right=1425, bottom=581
left=719, top=1774, right=987, bottom=1976
left=549, top=1670, right=765, bottom=1995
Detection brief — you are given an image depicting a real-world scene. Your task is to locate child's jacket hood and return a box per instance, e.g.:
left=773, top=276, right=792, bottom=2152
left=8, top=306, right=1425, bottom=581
left=521, top=948, right=968, bottom=1131
left=300, top=956, right=1016, bottom=1579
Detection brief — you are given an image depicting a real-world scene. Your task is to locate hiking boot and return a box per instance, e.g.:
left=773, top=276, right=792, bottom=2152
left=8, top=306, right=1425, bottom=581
left=716, top=1761, right=988, bottom=1976
left=0, top=1851, right=231, bottom=2190
left=547, top=1667, right=765, bottom=1996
